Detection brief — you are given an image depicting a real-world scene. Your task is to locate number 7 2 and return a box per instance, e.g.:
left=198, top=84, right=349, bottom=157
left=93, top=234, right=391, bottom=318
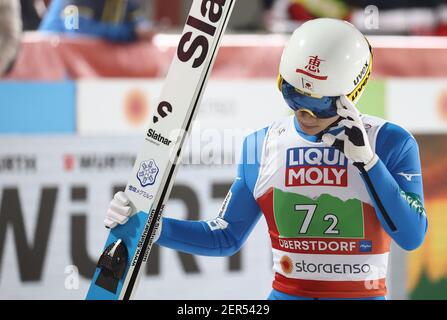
left=294, top=204, right=339, bottom=235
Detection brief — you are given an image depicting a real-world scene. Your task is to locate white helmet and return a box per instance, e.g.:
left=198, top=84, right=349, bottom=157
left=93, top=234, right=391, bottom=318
left=278, top=18, right=372, bottom=105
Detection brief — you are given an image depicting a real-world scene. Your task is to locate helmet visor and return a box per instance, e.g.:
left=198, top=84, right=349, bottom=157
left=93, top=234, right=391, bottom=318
left=280, top=78, right=338, bottom=119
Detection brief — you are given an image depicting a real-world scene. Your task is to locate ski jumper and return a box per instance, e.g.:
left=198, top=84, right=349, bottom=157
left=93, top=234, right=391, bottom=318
left=156, top=114, right=428, bottom=299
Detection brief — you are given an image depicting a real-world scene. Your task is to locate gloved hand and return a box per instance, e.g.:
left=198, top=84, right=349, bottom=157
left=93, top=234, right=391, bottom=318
left=322, top=95, right=379, bottom=172
left=104, top=191, right=162, bottom=241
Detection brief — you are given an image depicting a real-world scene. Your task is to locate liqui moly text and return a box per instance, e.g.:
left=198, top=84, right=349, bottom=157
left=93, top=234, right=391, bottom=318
left=285, top=147, right=348, bottom=187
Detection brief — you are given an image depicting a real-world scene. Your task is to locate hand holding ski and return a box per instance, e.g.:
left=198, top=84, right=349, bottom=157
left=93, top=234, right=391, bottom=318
left=86, top=0, right=236, bottom=300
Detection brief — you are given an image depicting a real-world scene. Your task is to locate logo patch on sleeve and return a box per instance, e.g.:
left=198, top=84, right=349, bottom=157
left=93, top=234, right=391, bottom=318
left=207, top=218, right=229, bottom=231
left=285, top=147, right=348, bottom=187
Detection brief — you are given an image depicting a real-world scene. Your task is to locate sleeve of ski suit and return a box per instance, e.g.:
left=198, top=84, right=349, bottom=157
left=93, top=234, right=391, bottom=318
left=155, top=128, right=267, bottom=256
left=360, top=122, right=428, bottom=251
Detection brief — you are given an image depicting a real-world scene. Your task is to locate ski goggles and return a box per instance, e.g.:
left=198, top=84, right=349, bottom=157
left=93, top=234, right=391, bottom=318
left=278, top=76, right=339, bottom=119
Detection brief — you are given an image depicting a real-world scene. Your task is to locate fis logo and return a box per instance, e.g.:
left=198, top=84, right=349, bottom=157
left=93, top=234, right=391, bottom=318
left=285, top=147, right=348, bottom=187
left=137, top=159, right=159, bottom=187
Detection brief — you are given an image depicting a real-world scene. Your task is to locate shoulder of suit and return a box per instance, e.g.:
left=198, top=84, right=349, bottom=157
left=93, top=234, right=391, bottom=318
left=361, top=114, right=416, bottom=148
left=360, top=114, right=388, bottom=130
left=243, top=115, right=293, bottom=141
left=266, top=115, right=294, bottom=136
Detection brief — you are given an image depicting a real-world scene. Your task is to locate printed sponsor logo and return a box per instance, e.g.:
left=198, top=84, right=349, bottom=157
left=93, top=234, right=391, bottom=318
left=295, top=260, right=371, bottom=275
left=207, top=217, right=229, bottom=231
left=359, top=240, right=372, bottom=253
left=0, top=155, right=36, bottom=173
left=285, top=147, right=348, bottom=187
left=348, top=65, right=370, bottom=101
left=280, top=255, right=293, bottom=274
left=397, top=172, right=421, bottom=182
left=131, top=213, right=153, bottom=267
left=296, top=55, right=328, bottom=80
left=63, top=154, right=135, bottom=172
left=217, top=190, right=232, bottom=218
left=353, top=61, right=369, bottom=86
left=154, top=0, right=228, bottom=125
left=269, top=127, right=286, bottom=138
left=399, top=190, right=426, bottom=216
left=152, top=101, right=172, bottom=124
left=278, top=239, right=357, bottom=253
left=146, top=128, right=173, bottom=146
left=143, top=209, right=164, bottom=262
left=275, top=249, right=387, bottom=281
left=177, top=0, right=227, bottom=69
left=136, top=159, right=159, bottom=187
left=128, top=184, right=154, bottom=200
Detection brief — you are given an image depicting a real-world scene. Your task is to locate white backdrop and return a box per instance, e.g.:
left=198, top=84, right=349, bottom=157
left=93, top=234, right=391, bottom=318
left=77, top=79, right=290, bottom=136
left=387, top=79, right=447, bottom=133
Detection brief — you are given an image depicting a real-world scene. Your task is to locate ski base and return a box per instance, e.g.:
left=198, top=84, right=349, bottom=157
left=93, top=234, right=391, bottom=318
left=86, top=211, right=148, bottom=300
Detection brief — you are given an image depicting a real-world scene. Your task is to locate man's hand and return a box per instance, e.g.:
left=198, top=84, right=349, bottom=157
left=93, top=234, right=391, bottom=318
left=104, top=191, right=132, bottom=228
left=322, top=95, right=379, bottom=171
left=104, top=191, right=162, bottom=241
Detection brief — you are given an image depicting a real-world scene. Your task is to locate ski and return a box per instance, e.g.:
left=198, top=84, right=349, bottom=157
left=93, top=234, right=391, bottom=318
left=86, top=0, right=236, bottom=300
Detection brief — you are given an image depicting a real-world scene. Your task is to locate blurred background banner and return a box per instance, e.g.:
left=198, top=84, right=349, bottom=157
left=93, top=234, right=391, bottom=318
left=76, top=79, right=287, bottom=136
left=0, top=136, right=274, bottom=299
left=387, top=79, right=447, bottom=133
left=409, top=134, right=447, bottom=300
left=0, top=81, right=75, bottom=134
left=0, top=0, right=446, bottom=300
